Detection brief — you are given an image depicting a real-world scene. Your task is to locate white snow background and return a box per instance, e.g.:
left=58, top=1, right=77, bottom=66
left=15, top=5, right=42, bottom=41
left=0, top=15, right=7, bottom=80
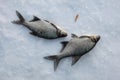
left=0, top=0, right=120, bottom=80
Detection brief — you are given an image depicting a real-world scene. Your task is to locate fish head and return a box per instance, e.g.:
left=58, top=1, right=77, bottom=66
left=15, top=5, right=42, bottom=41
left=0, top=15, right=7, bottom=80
left=90, top=35, right=100, bottom=43
left=58, top=30, right=68, bottom=37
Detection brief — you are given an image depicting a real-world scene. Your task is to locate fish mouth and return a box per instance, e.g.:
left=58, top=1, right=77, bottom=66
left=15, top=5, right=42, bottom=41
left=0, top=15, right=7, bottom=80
left=90, top=35, right=100, bottom=43
left=58, top=30, right=68, bottom=37
left=60, top=32, right=68, bottom=37
left=95, top=35, right=100, bottom=41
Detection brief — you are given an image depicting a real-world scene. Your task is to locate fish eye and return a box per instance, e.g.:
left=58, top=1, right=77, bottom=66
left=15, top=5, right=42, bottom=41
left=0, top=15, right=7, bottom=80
left=57, top=30, right=62, bottom=37
left=58, top=30, right=61, bottom=35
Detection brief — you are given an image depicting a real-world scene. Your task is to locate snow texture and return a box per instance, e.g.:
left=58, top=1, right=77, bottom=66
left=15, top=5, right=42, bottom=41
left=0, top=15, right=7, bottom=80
left=0, top=0, right=120, bottom=80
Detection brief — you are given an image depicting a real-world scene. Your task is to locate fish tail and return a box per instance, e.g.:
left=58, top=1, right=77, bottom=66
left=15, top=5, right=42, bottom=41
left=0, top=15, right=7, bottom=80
left=12, top=10, right=25, bottom=24
left=44, top=55, right=60, bottom=71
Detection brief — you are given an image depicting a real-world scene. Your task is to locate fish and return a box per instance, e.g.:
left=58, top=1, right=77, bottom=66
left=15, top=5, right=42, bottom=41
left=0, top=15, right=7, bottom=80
left=44, top=34, right=100, bottom=71
left=12, top=11, right=67, bottom=39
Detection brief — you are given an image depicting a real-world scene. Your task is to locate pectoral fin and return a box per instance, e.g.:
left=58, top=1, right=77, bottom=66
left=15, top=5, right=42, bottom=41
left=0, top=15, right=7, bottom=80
left=30, top=31, right=38, bottom=36
left=29, top=16, right=41, bottom=22
left=72, top=56, right=81, bottom=65
left=71, top=34, right=78, bottom=38
left=60, top=41, right=68, bottom=52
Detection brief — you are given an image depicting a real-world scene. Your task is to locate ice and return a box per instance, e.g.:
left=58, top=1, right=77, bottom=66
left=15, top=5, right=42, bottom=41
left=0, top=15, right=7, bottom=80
left=0, top=0, right=120, bottom=80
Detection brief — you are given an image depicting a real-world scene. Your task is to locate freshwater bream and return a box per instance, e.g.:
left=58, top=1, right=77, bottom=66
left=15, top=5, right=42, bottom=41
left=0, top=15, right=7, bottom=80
left=44, top=34, right=100, bottom=71
left=12, top=11, right=67, bottom=39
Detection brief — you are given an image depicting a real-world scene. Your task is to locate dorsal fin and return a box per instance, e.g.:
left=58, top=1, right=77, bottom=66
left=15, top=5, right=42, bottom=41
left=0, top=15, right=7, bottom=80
left=60, top=41, right=68, bottom=52
left=71, top=56, right=81, bottom=65
left=29, top=16, right=40, bottom=22
left=71, top=33, right=78, bottom=38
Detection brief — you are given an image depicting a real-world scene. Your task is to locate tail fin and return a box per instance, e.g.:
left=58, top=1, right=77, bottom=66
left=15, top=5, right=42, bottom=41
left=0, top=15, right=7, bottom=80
left=12, top=10, right=25, bottom=24
left=44, top=55, right=60, bottom=71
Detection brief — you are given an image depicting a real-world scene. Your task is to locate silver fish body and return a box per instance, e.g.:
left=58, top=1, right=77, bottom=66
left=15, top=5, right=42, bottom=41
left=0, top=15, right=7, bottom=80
left=23, top=20, right=60, bottom=38
left=59, top=37, right=96, bottom=58
left=44, top=34, right=100, bottom=71
left=12, top=11, right=67, bottom=39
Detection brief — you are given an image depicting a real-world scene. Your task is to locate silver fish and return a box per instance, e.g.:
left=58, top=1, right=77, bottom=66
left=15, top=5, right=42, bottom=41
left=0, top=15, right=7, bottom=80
left=12, top=11, right=67, bottom=39
left=44, top=34, right=100, bottom=71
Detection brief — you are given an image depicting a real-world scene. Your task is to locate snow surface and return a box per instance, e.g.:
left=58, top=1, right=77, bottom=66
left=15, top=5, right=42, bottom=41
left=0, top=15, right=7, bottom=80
left=0, top=0, right=120, bottom=80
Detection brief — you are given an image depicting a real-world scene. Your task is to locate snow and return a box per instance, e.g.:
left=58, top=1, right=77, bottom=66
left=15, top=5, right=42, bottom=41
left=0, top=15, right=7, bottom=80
left=0, top=0, right=120, bottom=80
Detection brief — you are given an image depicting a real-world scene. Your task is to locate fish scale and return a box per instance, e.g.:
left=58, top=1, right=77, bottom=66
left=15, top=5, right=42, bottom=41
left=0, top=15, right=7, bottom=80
left=44, top=34, right=100, bottom=71
left=12, top=11, right=67, bottom=39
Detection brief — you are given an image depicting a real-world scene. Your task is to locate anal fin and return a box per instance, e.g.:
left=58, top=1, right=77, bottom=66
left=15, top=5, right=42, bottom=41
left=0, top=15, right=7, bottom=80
left=72, top=56, right=81, bottom=65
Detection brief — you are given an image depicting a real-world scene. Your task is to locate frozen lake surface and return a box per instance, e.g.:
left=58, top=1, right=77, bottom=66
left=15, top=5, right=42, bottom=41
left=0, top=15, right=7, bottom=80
left=0, top=0, right=120, bottom=80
